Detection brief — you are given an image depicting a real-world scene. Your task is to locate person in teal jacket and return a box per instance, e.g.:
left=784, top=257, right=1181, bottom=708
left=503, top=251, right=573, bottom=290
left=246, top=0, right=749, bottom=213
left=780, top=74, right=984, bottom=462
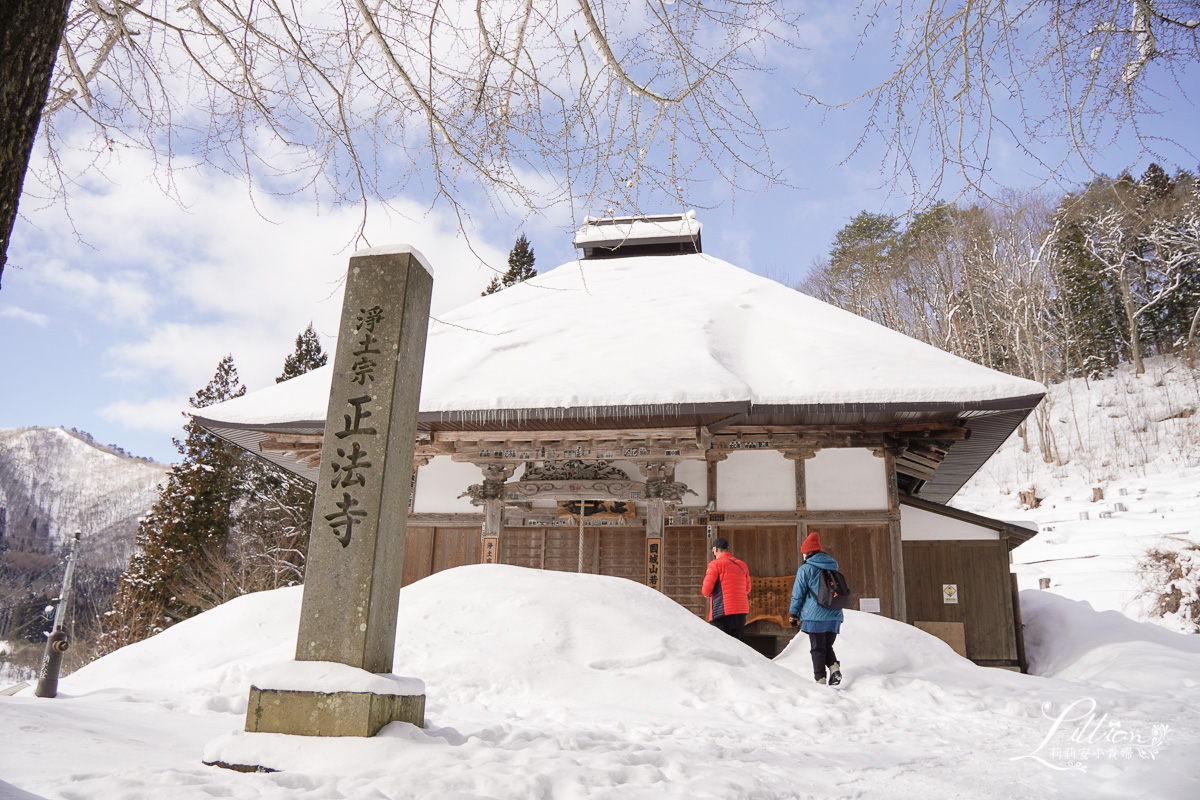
left=789, top=532, right=844, bottom=685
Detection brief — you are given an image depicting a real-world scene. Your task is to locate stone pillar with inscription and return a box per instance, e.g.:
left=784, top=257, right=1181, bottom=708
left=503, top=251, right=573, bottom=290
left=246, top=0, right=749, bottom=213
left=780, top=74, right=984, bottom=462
left=241, top=246, right=434, bottom=745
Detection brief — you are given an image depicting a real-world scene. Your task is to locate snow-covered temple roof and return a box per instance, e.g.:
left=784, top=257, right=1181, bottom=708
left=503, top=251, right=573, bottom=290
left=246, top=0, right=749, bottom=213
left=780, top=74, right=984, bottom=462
left=194, top=240, right=1044, bottom=501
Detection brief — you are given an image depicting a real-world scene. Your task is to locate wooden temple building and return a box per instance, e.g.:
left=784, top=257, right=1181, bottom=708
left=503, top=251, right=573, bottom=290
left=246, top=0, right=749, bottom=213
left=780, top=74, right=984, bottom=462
left=195, top=213, right=1044, bottom=668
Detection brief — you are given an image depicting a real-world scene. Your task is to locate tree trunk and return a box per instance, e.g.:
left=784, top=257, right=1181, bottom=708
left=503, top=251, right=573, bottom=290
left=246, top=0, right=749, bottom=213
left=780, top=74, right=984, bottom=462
left=1186, top=304, right=1200, bottom=367
left=0, top=0, right=71, bottom=289
left=1117, top=266, right=1145, bottom=374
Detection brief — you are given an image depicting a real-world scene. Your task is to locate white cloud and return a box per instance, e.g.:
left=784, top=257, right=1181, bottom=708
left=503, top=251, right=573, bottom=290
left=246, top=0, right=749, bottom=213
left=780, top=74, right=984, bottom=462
left=9, top=147, right=515, bottom=445
left=0, top=304, right=49, bottom=327
left=98, top=396, right=193, bottom=434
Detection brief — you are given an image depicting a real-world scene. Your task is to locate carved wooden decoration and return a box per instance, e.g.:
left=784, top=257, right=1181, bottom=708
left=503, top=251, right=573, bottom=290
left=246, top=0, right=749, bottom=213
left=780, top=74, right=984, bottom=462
left=747, top=575, right=793, bottom=629
left=507, top=479, right=644, bottom=501
left=557, top=500, right=637, bottom=521
left=523, top=460, right=631, bottom=481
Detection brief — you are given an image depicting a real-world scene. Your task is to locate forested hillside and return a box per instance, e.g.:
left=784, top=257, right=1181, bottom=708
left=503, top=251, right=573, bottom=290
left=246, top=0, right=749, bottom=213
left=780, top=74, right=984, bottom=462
left=802, top=165, right=1199, bottom=398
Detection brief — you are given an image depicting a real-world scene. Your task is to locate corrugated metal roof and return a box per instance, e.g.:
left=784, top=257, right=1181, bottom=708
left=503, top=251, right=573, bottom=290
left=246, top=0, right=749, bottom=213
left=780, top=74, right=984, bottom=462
left=913, top=408, right=1032, bottom=503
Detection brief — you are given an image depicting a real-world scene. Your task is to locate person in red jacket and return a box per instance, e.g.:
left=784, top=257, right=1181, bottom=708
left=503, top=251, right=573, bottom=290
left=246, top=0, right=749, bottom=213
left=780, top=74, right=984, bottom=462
left=701, top=537, right=752, bottom=640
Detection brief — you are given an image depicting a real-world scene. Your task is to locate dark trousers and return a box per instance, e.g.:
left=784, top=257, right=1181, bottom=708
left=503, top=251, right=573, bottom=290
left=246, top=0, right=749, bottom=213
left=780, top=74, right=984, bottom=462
left=711, top=613, right=747, bottom=640
left=807, top=631, right=838, bottom=680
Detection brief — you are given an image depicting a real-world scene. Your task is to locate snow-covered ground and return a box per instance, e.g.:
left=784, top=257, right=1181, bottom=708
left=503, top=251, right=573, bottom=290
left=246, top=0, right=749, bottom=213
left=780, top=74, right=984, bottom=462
left=3, top=358, right=1199, bottom=799
left=2, top=563, right=1198, bottom=799
left=956, top=356, right=1200, bottom=629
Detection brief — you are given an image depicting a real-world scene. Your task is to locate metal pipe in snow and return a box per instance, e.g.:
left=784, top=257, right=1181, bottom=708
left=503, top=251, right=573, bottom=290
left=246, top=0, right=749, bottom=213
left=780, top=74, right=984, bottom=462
left=51, top=530, right=82, bottom=632
left=35, top=530, right=82, bottom=699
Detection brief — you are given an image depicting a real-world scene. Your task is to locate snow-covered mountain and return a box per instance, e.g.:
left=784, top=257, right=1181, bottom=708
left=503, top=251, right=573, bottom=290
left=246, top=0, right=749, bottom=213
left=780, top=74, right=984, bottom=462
left=0, top=427, right=168, bottom=568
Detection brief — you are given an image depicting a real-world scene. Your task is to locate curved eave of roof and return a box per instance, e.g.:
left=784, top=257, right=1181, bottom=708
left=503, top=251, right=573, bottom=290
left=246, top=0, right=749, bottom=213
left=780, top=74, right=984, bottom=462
left=193, top=392, right=1044, bottom=434
left=193, top=394, right=1043, bottom=499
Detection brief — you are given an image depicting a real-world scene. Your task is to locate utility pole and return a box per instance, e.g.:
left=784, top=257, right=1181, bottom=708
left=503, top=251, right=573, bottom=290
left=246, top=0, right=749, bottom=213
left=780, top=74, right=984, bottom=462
left=35, top=530, right=82, bottom=698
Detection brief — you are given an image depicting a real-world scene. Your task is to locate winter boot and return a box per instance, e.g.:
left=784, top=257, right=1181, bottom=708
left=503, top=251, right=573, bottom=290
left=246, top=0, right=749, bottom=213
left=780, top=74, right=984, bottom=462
left=815, top=676, right=827, bottom=685
left=828, top=662, right=842, bottom=686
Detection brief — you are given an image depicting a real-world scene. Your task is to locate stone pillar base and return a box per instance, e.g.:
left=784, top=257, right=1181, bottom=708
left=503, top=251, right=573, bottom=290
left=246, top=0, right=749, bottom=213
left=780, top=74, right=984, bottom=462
left=244, top=686, right=426, bottom=738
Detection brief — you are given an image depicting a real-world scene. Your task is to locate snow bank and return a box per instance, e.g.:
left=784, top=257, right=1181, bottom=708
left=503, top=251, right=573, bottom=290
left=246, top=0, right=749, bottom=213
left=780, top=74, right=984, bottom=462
left=68, top=565, right=830, bottom=727
left=1022, top=590, right=1200, bottom=690
left=6, top=564, right=1199, bottom=798
left=62, top=585, right=301, bottom=714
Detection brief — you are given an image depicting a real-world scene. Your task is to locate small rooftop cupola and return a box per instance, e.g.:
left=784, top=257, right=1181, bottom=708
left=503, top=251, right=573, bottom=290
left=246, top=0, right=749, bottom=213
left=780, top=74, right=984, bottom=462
left=573, top=210, right=702, bottom=259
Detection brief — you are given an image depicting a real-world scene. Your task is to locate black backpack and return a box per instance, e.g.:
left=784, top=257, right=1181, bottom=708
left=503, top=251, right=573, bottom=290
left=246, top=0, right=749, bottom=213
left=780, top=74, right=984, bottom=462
left=812, top=568, right=853, bottom=610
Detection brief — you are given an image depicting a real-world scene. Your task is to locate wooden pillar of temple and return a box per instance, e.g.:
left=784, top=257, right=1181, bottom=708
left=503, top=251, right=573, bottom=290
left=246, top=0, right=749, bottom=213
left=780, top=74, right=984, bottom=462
left=643, top=460, right=669, bottom=591
left=883, top=446, right=908, bottom=623
left=784, top=447, right=813, bottom=563
left=482, top=498, right=502, bottom=563
left=704, top=454, right=722, bottom=560
left=475, top=463, right=514, bottom=564
left=646, top=497, right=664, bottom=590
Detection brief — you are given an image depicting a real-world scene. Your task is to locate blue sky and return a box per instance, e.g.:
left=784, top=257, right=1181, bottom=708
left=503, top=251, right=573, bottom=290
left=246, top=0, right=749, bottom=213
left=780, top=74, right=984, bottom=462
left=2, top=5, right=1197, bottom=464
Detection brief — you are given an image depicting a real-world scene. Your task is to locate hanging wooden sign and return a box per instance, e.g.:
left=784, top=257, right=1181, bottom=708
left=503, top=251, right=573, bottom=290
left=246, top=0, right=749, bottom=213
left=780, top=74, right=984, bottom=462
left=557, top=500, right=637, bottom=521
left=646, top=538, right=662, bottom=591
left=747, top=576, right=792, bottom=628
left=482, top=536, right=499, bottom=564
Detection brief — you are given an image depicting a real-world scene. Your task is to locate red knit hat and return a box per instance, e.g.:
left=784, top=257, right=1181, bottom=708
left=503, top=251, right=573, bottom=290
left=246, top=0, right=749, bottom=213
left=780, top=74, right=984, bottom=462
left=801, top=532, right=822, bottom=554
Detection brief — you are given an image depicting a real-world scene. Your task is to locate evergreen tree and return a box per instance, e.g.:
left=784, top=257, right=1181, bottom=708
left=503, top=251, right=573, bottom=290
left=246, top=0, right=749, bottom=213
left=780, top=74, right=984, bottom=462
left=1047, top=205, right=1128, bottom=376
left=276, top=322, right=328, bottom=383
left=482, top=234, right=537, bottom=295
left=229, top=325, right=331, bottom=591
left=825, top=212, right=901, bottom=328
left=99, top=356, right=247, bottom=652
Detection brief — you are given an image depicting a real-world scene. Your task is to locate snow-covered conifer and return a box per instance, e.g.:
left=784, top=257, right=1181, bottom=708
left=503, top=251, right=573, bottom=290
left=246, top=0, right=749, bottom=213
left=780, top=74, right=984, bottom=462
left=99, top=356, right=248, bottom=652
left=482, top=234, right=537, bottom=296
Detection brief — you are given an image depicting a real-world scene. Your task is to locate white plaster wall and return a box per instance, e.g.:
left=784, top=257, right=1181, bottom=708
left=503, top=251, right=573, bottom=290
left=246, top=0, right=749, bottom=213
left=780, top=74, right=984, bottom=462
left=716, top=450, right=795, bottom=511
left=900, top=504, right=999, bottom=541
left=675, top=459, right=707, bottom=508
left=412, top=456, right=484, bottom=513
left=805, top=448, right=888, bottom=511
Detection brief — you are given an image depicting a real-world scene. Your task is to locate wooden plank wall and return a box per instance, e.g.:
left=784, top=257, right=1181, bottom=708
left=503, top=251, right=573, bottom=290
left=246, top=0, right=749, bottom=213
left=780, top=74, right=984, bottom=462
left=401, top=524, right=803, bottom=624
left=902, top=540, right=1016, bottom=662
left=433, top=528, right=481, bottom=574
left=401, top=525, right=435, bottom=587
left=401, top=526, right=480, bottom=586
left=717, top=525, right=800, bottom=578
left=806, top=523, right=894, bottom=619
left=663, top=526, right=707, bottom=618
left=599, top=528, right=647, bottom=584
left=499, top=526, right=646, bottom=579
